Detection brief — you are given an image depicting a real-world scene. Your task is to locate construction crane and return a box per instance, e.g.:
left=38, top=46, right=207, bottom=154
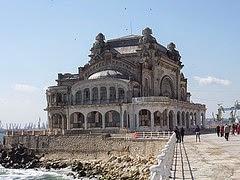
left=214, top=101, right=240, bottom=123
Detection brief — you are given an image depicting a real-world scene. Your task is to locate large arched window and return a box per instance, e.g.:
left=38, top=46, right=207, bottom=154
left=105, top=110, right=120, bottom=127
left=139, top=109, right=151, bottom=127
left=160, top=76, right=174, bottom=98
left=56, top=93, right=62, bottom=105
left=87, top=111, right=102, bottom=128
left=180, top=87, right=186, bottom=101
left=70, top=112, right=84, bottom=129
left=75, top=91, right=82, bottom=104
left=52, top=113, right=62, bottom=129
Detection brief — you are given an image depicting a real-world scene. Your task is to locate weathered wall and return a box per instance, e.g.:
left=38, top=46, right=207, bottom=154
left=4, top=135, right=167, bottom=160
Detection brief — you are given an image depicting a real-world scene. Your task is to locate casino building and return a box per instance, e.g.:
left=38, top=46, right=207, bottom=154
left=45, top=27, right=206, bottom=133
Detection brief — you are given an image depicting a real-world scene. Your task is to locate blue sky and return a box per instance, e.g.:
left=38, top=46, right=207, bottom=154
left=0, top=0, right=240, bottom=125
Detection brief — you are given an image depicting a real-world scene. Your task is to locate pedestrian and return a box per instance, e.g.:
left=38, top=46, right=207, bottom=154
left=174, top=126, right=180, bottom=143
left=224, top=124, right=230, bottom=141
left=216, top=125, right=220, bottom=137
left=232, top=124, right=236, bottom=135
left=237, top=123, right=240, bottom=135
left=220, top=125, right=224, bottom=137
left=195, top=125, right=201, bottom=142
left=180, top=127, right=185, bottom=142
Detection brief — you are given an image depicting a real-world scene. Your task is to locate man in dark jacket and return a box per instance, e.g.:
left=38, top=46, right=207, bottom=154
left=195, top=125, right=201, bottom=142
left=180, top=127, right=185, bottom=142
left=174, top=126, right=180, bottom=143
left=216, top=125, right=220, bottom=137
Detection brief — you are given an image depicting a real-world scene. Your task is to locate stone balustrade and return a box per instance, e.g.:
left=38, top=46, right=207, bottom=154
left=149, top=132, right=176, bottom=180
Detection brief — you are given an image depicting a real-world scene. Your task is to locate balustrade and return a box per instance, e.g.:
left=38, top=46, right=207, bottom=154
left=150, top=132, right=176, bottom=180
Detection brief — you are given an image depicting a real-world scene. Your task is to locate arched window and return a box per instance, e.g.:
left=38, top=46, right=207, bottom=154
left=100, top=87, right=107, bottom=102
left=83, top=88, right=90, bottom=103
left=105, top=110, right=120, bottom=127
left=87, top=111, right=102, bottom=128
left=56, top=93, right=62, bottom=105
left=160, top=76, right=174, bottom=98
left=92, top=87, right=98, bottom=102
left=180, top=88, right=186, bottom=101
left=70, top=112, right=84, bottom=129
left=52, top=114, right=62, bottom=129
left=75, top=91, right=82, bottom=104
left=154, top=111, right=162, bottom=127
left=109, top=87, right=116, bottom=102
left=133, top=85, right=140, bottom=97
left=118, top=88, right=125, bottom=100
left=139, top=109, right=151, bottom=127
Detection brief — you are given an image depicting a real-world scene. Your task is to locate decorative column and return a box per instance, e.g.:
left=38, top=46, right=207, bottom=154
left=151, top=111, right=154, bottom=131
left=116, top=86, right=119, bottom=102
left=84, top=115, right=87, bottom=130
left=106, top=86, right=110, bottom=103
left=136, top=114, right=139, bottom=129
left=98, top=86, right=101, bottom=103
left=102, top=112, right=105, bottom=129
left=89, top=88, right=92, bottom=104
left=166, top=110, right=169, bottom=131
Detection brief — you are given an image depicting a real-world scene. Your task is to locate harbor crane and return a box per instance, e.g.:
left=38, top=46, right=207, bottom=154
left=213, top=101, right=240, bottom=123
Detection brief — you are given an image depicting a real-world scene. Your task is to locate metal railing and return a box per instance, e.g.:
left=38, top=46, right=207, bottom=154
left=132, top=131, right=172, bottom=140
left=149, top=132, right=176, bottom=180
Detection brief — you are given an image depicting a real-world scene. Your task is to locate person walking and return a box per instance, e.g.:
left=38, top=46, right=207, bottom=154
left=180, top=127, right=185, bottom=142
left=195, top=125, right=201, bottom=142
left=174, top=126, right=180, bottom=143
left=224, top=124, right=230, bottom=141
left=237, top=123, right=240, bottom=135
left=232, top=124, right=236, bottom=135
left=220, top=125, right=224, bottom=137
left=216, top=125, right=220, bottom=137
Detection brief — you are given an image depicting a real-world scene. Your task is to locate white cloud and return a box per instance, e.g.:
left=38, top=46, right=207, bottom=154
left=13, top=83, right=38, bottom=93
left=193, top=76, right=231, bottom=86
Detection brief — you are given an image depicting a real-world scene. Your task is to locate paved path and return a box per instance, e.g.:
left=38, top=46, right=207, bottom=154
left=171, top=134, right=240, bottom=180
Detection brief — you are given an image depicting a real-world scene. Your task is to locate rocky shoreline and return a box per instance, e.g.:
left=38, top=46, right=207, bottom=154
left=0, top=145, right=155, bottom=179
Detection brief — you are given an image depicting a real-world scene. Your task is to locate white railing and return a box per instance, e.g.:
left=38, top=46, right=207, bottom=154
left=132, top=131, right=172, bottom=139
left=149, top=132, right=176, bottom=180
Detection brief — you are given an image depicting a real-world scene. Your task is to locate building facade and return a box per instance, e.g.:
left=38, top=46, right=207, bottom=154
left=45, top=27, right=206, bottom=132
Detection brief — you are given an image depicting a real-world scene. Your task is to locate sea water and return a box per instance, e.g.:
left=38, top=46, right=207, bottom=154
left=0, top=165, right=74, bottom=180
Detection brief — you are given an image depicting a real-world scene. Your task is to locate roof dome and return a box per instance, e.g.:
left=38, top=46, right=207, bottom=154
left=88, top=70, right=127, bottom=80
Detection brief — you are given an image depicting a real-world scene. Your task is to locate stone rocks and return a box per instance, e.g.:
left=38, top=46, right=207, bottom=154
left=64, top=154, right=154, bottom=179
left=0, top=144, right=41, bottom=169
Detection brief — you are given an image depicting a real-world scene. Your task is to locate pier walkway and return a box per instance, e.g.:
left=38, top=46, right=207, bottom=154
left=171, top=134, right=240, bottom=180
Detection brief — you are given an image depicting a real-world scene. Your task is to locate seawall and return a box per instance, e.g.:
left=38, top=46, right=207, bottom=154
left=4, top=134, right=167, bottom=161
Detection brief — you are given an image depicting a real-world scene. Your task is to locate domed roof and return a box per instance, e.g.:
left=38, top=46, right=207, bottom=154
left=88, top=70, right=127, bottom=80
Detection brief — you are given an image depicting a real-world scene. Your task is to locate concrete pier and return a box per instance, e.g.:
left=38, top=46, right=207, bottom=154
left=171, top=134, right=240, bottom=180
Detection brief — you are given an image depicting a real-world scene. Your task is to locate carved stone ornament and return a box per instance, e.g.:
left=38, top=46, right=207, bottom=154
left=167, top=42, right=181, bottom=61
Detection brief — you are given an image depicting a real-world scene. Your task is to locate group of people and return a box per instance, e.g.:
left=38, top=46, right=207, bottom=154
left=174, top=125, right=201, bottom=143
left=216, top=123, right=240, bottom=141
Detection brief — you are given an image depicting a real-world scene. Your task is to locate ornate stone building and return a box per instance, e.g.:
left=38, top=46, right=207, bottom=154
left=45, top=27, right=206, bottom=133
